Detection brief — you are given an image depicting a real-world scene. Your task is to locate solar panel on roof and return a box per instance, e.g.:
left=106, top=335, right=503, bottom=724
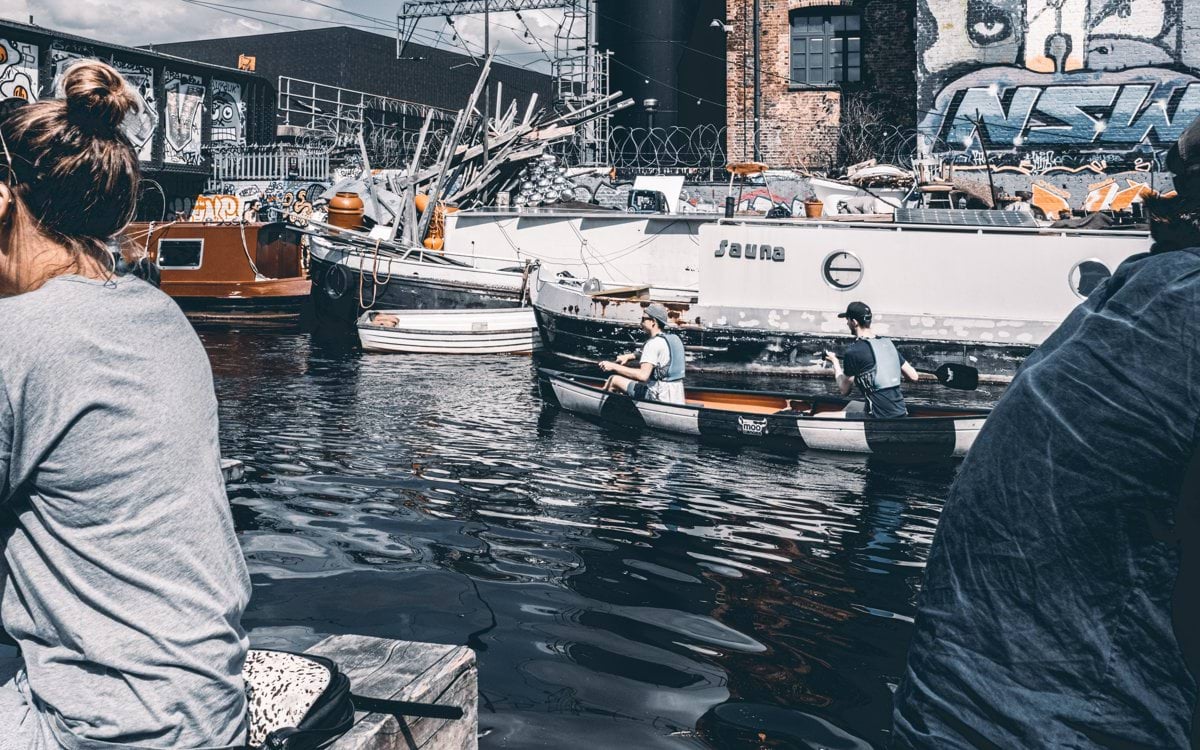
left=894, top=208, right=1038, bottom=228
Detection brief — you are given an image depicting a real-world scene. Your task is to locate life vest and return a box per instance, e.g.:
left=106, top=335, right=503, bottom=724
left=651, top=332, right=686, bottom=382
left=864, top=337, right=902, bottom=391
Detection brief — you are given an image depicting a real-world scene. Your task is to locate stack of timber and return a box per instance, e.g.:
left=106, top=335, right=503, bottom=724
left=315, top=57, right=634, bottom=249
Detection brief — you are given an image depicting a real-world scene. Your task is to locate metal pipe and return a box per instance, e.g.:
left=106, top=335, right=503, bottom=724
left=753, top=0, right=761, bottom=162
left=483, top=0, right=490, bottom=170
left=974, top=110, right=997, bottom=208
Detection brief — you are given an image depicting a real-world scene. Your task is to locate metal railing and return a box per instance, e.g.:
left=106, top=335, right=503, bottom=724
left=208, top=144, right=331, bottom=183
left=278, top=77, right=457, bottom=146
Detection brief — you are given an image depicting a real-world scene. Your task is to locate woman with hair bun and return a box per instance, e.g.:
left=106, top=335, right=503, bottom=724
left=0, top=60, right=250, bottom=747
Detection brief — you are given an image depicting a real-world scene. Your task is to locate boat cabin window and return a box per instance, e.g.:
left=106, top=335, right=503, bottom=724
left=158, top=239, right=204, bottom=269
left=790, top=8, right=861, bottom=86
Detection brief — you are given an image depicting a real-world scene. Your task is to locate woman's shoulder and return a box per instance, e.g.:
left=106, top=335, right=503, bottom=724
left=0, top=276, right=186, bottom=352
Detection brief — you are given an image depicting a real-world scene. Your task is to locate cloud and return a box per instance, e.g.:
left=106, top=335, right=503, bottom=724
left=430, top=9, right=564, bottom=71
left=13, top=0, right=346, bottom=47
left=7, top=0, right=560, bottom=72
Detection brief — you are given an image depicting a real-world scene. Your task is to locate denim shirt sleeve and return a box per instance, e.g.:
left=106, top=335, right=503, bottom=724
left=892, top=249, right=1200, bottom=749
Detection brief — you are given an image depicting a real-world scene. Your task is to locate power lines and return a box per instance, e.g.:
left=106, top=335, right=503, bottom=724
left=172, top=0, right=554, bottom=70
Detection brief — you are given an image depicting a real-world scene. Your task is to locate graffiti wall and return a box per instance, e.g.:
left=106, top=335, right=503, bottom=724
left=187, top=180, right=326, bottom=222
left=164, top=71, right=204, bottom=165
left=917, top=0, right=1200, bottom=172
left=0, top=38, right=37, bottom=102
left=47, top=46, right=158, bottom=161
left=212, top=79, right=246, bottom=145
left=112, top=60, right=157, bottom=162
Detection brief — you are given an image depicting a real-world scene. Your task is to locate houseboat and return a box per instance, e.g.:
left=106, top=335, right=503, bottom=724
left=532, top=214, right=1150, bottom=381
left=124, top=221, right=311, bottom=324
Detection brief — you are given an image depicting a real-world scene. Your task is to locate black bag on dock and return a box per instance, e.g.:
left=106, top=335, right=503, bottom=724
left=243, top=649, right=355, bottom=750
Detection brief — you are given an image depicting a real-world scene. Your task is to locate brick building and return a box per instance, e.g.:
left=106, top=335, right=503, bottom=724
left=733, top=0, right=1200, bottom=174
left=725, top=0, right=916, bottom=169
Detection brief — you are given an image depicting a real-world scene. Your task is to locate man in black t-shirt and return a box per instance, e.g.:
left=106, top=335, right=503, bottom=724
left=824, top=301, right=919, bottom=418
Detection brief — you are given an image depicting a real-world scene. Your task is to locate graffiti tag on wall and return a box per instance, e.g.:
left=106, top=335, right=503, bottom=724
left=188, top=181, right=325, bottom=222
left=47, top=46, right=158, bottom=161
left=212, top=79, right=246, bottom=145
left=164, top=71, right=204, bottom=165
left=917, top=0, right=1200, bottom=171
left=0, top=38, right=37, bottom=102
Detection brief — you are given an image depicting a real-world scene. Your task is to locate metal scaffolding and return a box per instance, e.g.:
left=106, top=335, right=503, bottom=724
left=396, top=0, right=612, bottom=166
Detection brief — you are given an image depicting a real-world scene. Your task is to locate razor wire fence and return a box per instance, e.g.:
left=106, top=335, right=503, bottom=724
left=604, top=125, right=728, bottom=178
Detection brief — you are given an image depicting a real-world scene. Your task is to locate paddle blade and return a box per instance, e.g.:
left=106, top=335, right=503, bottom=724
left=933, top=363, right=979, bottom=391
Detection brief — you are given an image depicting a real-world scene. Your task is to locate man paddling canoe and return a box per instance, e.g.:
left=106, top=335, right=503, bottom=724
left=599, top=302, right=686, bottom=405
left=824, top=301, right=919, bottom=418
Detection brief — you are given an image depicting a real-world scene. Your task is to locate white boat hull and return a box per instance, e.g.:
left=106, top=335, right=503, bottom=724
left=357, top=308, right=541, bottom=354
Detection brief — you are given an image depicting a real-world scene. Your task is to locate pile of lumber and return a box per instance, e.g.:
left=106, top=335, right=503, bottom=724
left=376, top=57, right=632, bottom=245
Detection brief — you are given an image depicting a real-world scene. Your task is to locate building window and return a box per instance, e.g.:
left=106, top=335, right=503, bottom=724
left=790, top=9, right=861, bottom=86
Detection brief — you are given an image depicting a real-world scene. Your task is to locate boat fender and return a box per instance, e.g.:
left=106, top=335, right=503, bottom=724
left=865, top=337, right=903, bottom=391
left=653, top=332, right=686, bottom=382
left=324, top=263, right=349, bottom=301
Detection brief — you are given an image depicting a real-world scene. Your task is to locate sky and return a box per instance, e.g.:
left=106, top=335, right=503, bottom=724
left=4, top=0, right=566, bottom=71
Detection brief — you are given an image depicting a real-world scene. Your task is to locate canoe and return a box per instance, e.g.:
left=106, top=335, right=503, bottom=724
left=538, top=368, right=989, bottom=457
left=357, top=308, right=541, bottom=354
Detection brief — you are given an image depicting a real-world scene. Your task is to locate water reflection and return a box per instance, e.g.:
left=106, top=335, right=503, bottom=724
left=203, top=329, right=977, bottom=748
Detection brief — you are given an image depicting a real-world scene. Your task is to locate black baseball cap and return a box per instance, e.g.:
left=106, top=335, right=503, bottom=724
left=837, top=301, right=872, bottom=325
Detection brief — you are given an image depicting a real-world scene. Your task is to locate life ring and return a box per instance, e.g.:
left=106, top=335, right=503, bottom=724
left=324, top=263, right=349, bottom=300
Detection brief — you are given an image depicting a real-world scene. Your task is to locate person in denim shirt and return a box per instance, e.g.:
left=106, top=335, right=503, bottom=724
left=892, top=128, right=1200, bottom=747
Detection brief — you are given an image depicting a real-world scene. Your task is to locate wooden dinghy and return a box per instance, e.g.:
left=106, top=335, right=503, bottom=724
left=538, top=369, right=989, bottom=458
left=357, top=307, right=541, bottom=354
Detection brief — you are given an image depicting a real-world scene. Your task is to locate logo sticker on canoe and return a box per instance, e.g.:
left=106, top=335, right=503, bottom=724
left=737, top=416, right=768, bottom=436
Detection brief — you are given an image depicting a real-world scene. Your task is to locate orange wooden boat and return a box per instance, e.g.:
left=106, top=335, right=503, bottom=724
left=123, top=221, right=311, bottom=324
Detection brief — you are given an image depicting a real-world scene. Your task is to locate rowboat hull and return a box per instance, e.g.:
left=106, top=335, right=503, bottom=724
left=357, top=308, right=541, bottom=354
left=309, top=238, right=526, bottom=331
left=539, top=369, right=988, bottom=458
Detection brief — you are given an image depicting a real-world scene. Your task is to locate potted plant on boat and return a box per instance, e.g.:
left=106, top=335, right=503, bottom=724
left=803, top=190, right=824, bottom=218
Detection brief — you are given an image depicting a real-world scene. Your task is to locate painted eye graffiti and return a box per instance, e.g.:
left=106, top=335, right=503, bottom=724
left=967, top=0, right=1014, bottom=45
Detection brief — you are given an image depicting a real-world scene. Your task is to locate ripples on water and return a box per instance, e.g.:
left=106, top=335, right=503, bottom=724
left=203, top=329, right=1004, bottom=749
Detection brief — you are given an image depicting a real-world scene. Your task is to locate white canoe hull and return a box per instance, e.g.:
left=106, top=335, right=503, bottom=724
left=542, top=370, right=986, bottom=458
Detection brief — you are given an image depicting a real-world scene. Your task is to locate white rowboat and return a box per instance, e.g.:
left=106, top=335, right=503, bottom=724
left=357, top=308, right=541, bottom=354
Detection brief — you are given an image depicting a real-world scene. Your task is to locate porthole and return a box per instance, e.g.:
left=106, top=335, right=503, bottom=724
left=822, top=250, right=863, bottom=291
left=1069, top=259, right=1111, bottom=299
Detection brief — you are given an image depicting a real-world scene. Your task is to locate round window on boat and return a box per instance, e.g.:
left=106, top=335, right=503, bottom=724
left=822, top=251, right=863, bottom=291
left=1069, top=259, right=1111, bottom=299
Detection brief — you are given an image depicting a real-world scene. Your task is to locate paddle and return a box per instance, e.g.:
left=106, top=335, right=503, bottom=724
left=918, top=362, right=979, bottom=391
left=813, top=354, right=979, bottom=391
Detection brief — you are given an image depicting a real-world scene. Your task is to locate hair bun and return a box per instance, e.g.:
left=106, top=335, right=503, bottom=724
left=62, top=60, right=140, bottom=136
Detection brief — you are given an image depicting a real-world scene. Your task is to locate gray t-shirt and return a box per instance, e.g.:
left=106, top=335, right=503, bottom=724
left=0, top=275, right=250, bottom=748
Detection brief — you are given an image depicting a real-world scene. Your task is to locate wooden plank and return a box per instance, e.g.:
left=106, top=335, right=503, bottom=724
left=307, top=635, right=477, bottom=750
left=333, top=667, right=477, bottom=750
left=587, top=285, right=651, bottom=299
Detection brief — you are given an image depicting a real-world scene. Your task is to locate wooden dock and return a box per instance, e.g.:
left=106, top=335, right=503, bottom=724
left=311, top=634, right=479, bottom=750
left=1, top=635, right=478, bottom=749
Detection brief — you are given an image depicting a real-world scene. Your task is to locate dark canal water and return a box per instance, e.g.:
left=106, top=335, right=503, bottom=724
left=203, top=328, right=1006, bottom=749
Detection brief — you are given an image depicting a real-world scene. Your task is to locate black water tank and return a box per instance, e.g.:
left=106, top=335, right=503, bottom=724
left=596, top=0, right=726, bottom=130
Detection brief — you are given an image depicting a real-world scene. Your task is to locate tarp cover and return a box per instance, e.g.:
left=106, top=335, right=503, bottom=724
left=892, top=247, right=1199, bottom=748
